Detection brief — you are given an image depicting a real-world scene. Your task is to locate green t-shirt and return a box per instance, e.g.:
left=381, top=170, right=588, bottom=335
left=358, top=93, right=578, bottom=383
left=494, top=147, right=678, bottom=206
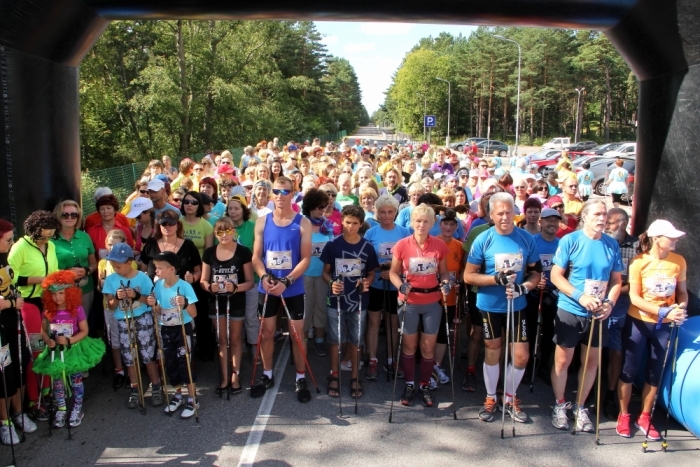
left=234, top=220, right=258, bottom=283
left=51, top=230, right=96, bottom=293
left=336, top=193, right=359, bottom=208
left=181, top=217, right=213, bottom=257
left=463, top=223, right=491, bottom=293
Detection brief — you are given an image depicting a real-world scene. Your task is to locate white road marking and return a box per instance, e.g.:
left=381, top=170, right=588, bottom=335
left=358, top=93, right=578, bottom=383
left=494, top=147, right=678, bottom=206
left=237, top=337, right=291, bottom=467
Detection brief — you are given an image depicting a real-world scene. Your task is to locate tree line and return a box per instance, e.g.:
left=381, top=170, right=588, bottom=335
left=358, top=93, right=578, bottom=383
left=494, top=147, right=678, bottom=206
left=373, top=27, right=637, bottom=146
left=80, top=20, right=368, bottom=169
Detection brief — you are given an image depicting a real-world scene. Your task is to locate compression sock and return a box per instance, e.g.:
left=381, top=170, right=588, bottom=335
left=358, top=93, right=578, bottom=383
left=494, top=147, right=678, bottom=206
left=483, top=363, right=500, bottom=399
left=401, top=353, right=416, bottom=384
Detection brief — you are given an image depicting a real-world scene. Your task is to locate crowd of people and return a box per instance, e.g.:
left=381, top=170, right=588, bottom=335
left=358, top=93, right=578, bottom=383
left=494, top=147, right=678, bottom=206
left=0, top=136, right=687, bottom=448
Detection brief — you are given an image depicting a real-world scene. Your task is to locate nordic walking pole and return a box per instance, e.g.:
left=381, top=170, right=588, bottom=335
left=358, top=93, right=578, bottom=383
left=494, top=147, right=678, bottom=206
left=442, top=289, right=457, bottom=420
left=60, top=343, right=72, bottom=441
left=355, top=277, right=365, bottom=414
left=0, top=332, right=17, bottom=465
left=453, top=284, right=461, bottom=370
left=383, top=276, right=392, bottom=383
left=501, top=296, right=513, bottom=439
left=10, top=286, right=27, bottom=443
left=214, top=290, right=222, bottom=398
left=121, top=280, right=146, bottom=415
left=389, top=298, right=408, bottom=423
left=572, top=314, right=596, bottom=435
left=250, top=293, right=266, bottom=389
left=149, top=288, right=171, bottom=416
left=595, top=317, right=603, bottom=445
left=530, top=289, right=544, bottom=393
left=176, top=287, right=198, bottom=424
left=661, top=323, right=680, bottom=453
left=642, top=323, right=674, bottom=452
left=333, top=274, right=343, bottom=416
left=225, top=286, right=231, bottom=401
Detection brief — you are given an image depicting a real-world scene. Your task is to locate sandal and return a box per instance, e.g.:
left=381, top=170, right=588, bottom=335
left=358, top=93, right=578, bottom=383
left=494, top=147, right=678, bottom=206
left=327, top=376, right=340, bottom=398
left=350, top=378, right=363, bottom=399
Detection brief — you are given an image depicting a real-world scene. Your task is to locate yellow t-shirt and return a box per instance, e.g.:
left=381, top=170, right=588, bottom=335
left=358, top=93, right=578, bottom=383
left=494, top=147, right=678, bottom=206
left=627, top=252, right=686, bottom=323
left=564, top=198, right=583, bottom=217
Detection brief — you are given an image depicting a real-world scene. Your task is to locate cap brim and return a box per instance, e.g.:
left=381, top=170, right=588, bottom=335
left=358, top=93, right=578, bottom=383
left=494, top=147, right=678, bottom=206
left=665, top=229, right=686, bottom=238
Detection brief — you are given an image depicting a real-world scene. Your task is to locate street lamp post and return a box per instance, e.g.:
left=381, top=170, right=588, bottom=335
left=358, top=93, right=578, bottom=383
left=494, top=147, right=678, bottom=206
left=417, top=93, right=427, bottom=141
left=494, top=35, right=521, bottom=157
left=574, top=88, right=585, bottom=143
left=435, top=77, right=451, bottom=146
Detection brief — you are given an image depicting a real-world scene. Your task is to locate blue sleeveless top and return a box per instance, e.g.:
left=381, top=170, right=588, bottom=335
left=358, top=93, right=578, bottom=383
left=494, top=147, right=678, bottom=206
left=258, top=213, right=305, bottom=297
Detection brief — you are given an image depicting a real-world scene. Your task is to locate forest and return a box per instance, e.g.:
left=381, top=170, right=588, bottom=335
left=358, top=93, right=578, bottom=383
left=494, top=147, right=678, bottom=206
left=372, top=27, right=637, bottom=146
left=80, top=20, right=368, bottom=169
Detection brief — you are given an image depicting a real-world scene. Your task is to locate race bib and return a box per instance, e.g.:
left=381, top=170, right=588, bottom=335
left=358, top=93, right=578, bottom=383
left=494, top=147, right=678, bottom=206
left=644, top=277, right=676, bottom=298
left=540, top=254, right=554, bottom=272
left=160, top=308, right=182, bottom=326
left=584, top=279, right=608, bottom=301
left=495, top=253, right=523, bottom=273
left=0, top=344, right=11, bottom=369
left=29, top=333, right=45, bottom=353
left=378, top=242, right=396, bottom=259
left=50, top=323, right=74, bottom=338
left=213, top=273, right=238, bottom=293
left=409, top=257, right=437, bottom=276
left=336, top=259, right=362, bottom=277
left=311, top=242, right=326, bottom=257
left=266, top=251, right=292, bottom=270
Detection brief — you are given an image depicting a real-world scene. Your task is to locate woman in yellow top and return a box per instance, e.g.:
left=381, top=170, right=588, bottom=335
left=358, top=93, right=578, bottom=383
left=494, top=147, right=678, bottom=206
left=616, top=220, right=688, bottom=440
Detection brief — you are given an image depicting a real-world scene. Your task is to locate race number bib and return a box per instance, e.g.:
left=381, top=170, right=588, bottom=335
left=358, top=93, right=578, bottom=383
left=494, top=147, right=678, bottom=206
left=29, top=333, right=45, bottom=353
left=644, top=277, right=676, bottom=298
left=495, top=253, right=523, bottom=273
left=266, top=251, right=292, bottom=270
left=311, top=242, right=326, bottom=257
left=0, top=344, right=11, bottom=369
left=584, top=280, right=608, bottom=301
left=539, top=254, right=554, bottom=272
left=335, top=259, right=362, bottom=277
left=50, top=323, right=74, bottom=338
left=160, top=308, right=182, bottom=326
left=409, top=257, right=437, bottom=276
left=213, top=273, right=238, bottom=293
left=378, top=242, right=396, bottom=259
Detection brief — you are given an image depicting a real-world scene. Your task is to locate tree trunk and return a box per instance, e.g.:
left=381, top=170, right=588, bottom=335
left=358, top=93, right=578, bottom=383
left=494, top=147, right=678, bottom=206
left=604, top=66, right=612, bottom=142
left=177, top=20, right=191, bottom=159
left=487, top=60, right=493, bottom=142
left=203, top=20, right=218, bottom=150
left=114, top=45, right=148, bottom=158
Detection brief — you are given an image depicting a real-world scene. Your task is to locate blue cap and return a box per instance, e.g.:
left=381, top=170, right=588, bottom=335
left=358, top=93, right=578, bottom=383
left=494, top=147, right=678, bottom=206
left=155, top=174, right=169, bottom=184
left=288, top=144, right=298, bottom=151
left=105, top=243, right=134, bottom=263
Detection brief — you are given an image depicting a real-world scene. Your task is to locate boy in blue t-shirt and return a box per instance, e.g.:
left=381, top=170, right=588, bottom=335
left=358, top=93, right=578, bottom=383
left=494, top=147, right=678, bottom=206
left=102, top=244, right=162, bottom=410
left=146, top=251, right=199, bottom=420
left=321, top=205, right=378, bottom=399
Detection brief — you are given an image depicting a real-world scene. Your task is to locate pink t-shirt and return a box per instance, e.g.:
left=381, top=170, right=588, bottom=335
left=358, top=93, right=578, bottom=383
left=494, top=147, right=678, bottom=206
left=393, top=235, right=449, bottom=305
left=48, top=306, right=86, bottom=337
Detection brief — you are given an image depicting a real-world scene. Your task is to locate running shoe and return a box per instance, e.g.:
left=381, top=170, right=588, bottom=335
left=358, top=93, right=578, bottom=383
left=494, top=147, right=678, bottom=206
left=69, top=409, right=84, bottom=427
left=552, top=401, right=572, bottom=430
left=429, top=376, right=439, bottom=390
left=479, top=396, right=499, bottom=422
left=296, top=378, right=311, bottom=403
left=502, top=398, right=529, bottom=423
left=313, top=341, right=327, bottom=357
left=251, top=374, right=274, bottom=398
left=434, top=365, right=450, bottom=384
left=12, top=412, right=37, bottom=433
left=365, top=360, right=378, bottom=381
left=113, top=372, right=126, bottom=390
left=127, top=391, right=139, bottom=409
left=576, top=406, right=595, bottom=433
left=151, top=387, right=164, bottom=407
left=340, top=360, right=364, bottom=372
left=53, top=410, right=67, bottom=428
left=400, top=384, right=415, bottom=406
left=0, top=422, right=19, bottom=446
left=462, top=372, right=477, bottom=392
left=28, top=404, right=49, bottom=422
left=384, top=363, right=404, bottom=379
left=181, top=400, right=199, bottom=419
left=616, top=413, right=631, bottom=438
left=636, top=413, right=661, bottom=441
left=164, top=397, right=184, bottom=414
left=420, top=385, right=434, bottom=407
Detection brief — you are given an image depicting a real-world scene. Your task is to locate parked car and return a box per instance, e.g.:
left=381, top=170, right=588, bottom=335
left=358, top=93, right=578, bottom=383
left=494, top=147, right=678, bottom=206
left=582, top=142, right=627, bottom=156
left=565, top=141, right=598, bottom=151
left=543, top=137, right=571, bottom=150
left=530, top=151, right=565, bottom=175
left=577, top=157, right=635, bottom=196
left=603, top=142, right=636, bottom=158
left=451, top=137, right=487, bottom=152
left=476, top=139, right=509, bottom=157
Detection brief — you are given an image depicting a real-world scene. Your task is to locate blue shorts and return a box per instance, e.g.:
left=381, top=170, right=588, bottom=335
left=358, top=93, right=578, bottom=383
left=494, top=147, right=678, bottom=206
left=326, top=307, right=366, bottom=346
left=606, top=314, right=627, bottom=352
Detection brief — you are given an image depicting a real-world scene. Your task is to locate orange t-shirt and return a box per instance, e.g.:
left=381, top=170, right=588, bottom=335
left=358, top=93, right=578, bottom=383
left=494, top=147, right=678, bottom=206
left=441, top=237, right=464, bottom=306
left=627, top=252, right=686, bottom=323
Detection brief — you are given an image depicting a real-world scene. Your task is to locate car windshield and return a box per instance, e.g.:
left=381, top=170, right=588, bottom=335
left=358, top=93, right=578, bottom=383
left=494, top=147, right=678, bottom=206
left=594, top=142, right=621, bottom=151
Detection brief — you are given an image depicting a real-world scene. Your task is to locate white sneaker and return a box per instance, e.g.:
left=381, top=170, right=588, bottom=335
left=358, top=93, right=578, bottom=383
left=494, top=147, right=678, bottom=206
left=13, top=412, right=37, bottom=433
left=164, top=397, right=184, bottom=414
left=434, top=365, right=450, bottom=384
left=53, top=410, right=67, bottom=428
left=0, top=422, right=20, bottom=445
left=69, top=409, right=84, bottom=427
left=180, top=400, right=199, bottom=419
left=340, top=360, right=364, bottom=372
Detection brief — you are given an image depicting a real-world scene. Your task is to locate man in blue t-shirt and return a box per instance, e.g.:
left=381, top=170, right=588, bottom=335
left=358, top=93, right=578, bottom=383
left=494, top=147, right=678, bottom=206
left=465, top=193, right=541, bottom=424
left=550, top=200, right=623, bottom=433
left=525, top=208, right=560, bottom=386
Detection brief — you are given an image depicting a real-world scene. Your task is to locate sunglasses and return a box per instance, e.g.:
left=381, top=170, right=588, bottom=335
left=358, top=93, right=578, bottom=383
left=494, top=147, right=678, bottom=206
left=551, top=204, right=565, bottom=210
left=172, top=198, right=182, bottom=203
left=194, top=168, right=204, bottom=172
left=139, top=189, right=148, bottom=194
left=537, top=187, right=548, bottom=191
left=160, top=219, right=178, bottom=227
left=215, top=229, right=234, bottom=237
left=317, top=205, right=329, bottom=211
left=244, top=185, right=253, bottom=190
left=272, top=188, right=291, bottom=196
left=61, top=212, right=79, bottom=219
left=182, top=199, right=200, bottom=206
left=325, top=191, right=337, bottom=197
left=514, top=186, right=527, bottom=189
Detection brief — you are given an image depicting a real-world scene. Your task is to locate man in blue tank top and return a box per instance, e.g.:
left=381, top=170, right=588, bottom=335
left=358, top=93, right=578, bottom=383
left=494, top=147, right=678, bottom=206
left=251, top=176, right=313, bottom=402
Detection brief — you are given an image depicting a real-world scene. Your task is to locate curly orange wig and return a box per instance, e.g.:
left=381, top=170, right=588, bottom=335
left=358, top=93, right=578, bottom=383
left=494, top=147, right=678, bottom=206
left=41, top=270, right=83, bottom=320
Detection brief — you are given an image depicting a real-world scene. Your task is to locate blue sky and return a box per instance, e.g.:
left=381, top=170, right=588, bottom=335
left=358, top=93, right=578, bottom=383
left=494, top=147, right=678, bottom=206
left=314, top=22, right=477, bottom=116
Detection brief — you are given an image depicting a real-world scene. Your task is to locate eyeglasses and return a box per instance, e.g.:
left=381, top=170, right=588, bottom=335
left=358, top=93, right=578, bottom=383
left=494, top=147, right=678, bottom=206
left=194, top=168, right=204, bottom=172
left=215, top=229, right=234, bottom=237
left=325, top=191, right=337, bottom=197
left=514, top=186, right=527, bottom=189
left=551, top=204, right=565, bottom=210
left=61, top=212, right=79, bottom=219
left=566, top=184, right=578, bottom=188
left=182, top=199, right=199, bottom=206
left=172, top=198, right=182, bottom=203
left=272, top=188, right=292, bottom=196
left=139, top=190, right=148, bottom=194
left=537, top=187, right=548, bottom=192
left=160, top=220, right=177, bottom=227
left=460, top=174, right=468, bottom=178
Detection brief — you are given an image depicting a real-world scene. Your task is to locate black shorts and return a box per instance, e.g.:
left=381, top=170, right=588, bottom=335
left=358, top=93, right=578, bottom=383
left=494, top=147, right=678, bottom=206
left=437, top=304, right=455, bottom=344
left=553, top=308, right=602, bottom=348
left=368, top=285, right=399, bottom=315
left=258, top=293, right=305, bottom=321
left=208, top=295, right=245, bottom=320
left=467, top=289, right=482, bottom=327
left=480, top=309, right=528, bottom=343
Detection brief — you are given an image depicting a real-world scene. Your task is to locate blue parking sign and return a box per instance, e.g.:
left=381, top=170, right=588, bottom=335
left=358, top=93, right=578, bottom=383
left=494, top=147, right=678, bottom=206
left=424, top=115, right=436, bottom=127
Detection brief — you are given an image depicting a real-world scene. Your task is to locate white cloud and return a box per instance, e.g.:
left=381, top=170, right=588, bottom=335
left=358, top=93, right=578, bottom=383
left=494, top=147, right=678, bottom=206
left=343, top=42, right=377, bottom=54
left=321, top=35, right=338, bottom=45
left=359, top=23, right=414, bottom=36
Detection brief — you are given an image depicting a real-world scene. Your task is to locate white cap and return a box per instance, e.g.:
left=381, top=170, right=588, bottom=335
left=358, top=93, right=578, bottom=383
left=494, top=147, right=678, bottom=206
left=126, top=198, right=154, bottom=218
left=147, top=179, right=165, bottom=192
left=646, top=220, right=685, bottom=238
left=241, top=179, right=254, bottom=187
left=93, top=187, right=113, bottom=202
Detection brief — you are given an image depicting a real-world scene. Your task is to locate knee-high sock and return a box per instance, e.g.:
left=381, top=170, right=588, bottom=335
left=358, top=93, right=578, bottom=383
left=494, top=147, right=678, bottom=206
left=420, top=357, right=435, bottom=387
left=483, top=362, right=500, bottom=398
left=401, top=353, right=416, bottom=385
left=504, top=364, right=526, bottom=403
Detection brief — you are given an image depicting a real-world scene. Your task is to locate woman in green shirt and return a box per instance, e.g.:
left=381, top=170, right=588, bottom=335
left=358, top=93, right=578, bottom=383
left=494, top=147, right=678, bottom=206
left=51, top=200, right=98, bottom=318
left=180, top=191, right=214, bottom=258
